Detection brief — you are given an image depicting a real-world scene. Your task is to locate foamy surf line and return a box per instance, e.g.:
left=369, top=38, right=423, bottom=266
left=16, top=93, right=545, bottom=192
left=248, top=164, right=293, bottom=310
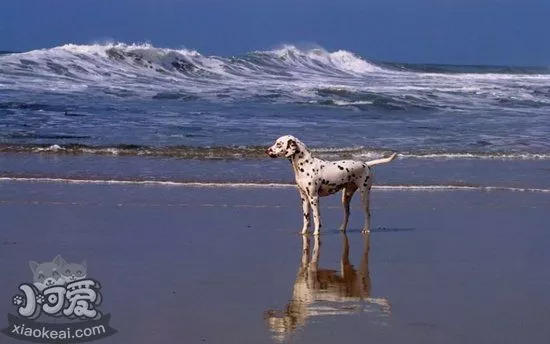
left=1, top=177, right=549, bottom=193
left=2, top=144, right=550, bottom=161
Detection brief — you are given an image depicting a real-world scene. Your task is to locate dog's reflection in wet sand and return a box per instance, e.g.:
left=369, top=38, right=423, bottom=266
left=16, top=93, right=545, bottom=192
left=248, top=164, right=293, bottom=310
left=265, top=233, right=391, bottom=340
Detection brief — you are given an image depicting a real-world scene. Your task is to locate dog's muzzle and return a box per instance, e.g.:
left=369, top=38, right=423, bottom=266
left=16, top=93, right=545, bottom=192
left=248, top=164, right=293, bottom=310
left=265, top=148, right=277, bottom=158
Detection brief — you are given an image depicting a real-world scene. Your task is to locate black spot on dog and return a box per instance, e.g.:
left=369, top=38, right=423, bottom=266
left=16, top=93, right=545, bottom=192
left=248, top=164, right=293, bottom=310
left=300, top=168, right=304, bottom=172
left=338, top=165, right=344, bottom=170
left=346, top=168, right=350, bottom=172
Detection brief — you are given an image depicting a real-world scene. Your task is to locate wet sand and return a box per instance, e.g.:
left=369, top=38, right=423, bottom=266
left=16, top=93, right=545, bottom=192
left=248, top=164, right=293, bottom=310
left=0, top=181, right=549, bottom=343
left=2, top=152, right=550, bottom=189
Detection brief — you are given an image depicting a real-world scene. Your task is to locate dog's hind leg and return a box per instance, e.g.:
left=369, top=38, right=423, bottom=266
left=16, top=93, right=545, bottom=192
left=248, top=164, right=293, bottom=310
left=360, top=176, right=373, bottom=234
left=339, top=185, right=357, bottom=232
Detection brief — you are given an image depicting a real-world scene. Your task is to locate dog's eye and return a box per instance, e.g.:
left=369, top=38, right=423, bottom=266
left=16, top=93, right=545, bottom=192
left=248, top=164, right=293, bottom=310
left=65, top=269, right=71, bottom=275
left=76, top=271, right=83, bottom=276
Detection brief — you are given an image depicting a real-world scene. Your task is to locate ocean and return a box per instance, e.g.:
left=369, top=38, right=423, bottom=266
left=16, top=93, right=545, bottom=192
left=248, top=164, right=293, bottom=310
left=0, top=43, right=549, bottom=191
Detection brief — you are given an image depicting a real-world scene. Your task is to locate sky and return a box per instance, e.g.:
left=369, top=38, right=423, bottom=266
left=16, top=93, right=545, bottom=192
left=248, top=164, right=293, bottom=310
left=0, top=0, right=549, bottom=66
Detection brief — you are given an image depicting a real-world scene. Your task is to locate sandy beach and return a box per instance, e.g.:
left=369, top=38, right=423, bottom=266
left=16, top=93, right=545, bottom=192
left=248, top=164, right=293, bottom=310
left=0, top=180, right=549, bottom=344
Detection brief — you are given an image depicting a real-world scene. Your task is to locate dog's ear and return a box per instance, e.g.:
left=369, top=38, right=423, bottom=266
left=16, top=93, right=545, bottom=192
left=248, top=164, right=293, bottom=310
left=285, top=139, right=299, bottom=157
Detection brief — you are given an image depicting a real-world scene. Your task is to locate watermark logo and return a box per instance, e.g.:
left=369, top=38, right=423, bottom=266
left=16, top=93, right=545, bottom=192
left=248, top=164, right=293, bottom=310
left=2, top=255, right=117, bottom=343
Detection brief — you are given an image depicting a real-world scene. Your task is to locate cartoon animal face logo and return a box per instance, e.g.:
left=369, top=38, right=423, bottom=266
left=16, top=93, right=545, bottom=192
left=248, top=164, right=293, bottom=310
left=266, top=135, right=300, bottom=158
left=29, top=255, right=65, bottom=292
left=29, top=255, right=87, bottom=291
left=60, top=259, right=87, bottom=283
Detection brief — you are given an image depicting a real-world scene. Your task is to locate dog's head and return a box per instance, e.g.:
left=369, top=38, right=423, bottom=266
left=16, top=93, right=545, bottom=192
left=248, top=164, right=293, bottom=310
left=263, top=309, right=300, bottom=341
left=265, top=135, right=301, bottom=158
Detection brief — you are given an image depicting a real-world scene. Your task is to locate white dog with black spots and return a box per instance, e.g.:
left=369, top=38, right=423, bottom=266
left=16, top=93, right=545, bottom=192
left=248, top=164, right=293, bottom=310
left=266, top=135, right=397, bottom=235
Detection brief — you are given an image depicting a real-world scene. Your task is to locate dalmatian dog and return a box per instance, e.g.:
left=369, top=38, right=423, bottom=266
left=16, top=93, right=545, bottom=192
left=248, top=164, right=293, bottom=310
left=266, top=135, right=397, bottom=235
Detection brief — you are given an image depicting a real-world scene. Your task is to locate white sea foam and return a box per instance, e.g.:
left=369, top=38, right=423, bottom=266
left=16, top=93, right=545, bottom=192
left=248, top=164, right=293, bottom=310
left=1, top=177, right=549, bottom=193
left=4, top=143, right=549, bottom=161
left=328, top=50, right=380, bottom=73
left=396, top=152, right=550, bottom=160
left=2, top=42, right=548, bottom=114
left=332, top=100, right=374, bottom=106
left=33, top=144, right=64, bottom=152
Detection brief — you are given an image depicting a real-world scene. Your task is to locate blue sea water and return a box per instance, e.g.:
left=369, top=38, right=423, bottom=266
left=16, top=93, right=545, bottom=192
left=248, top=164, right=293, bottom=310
left=0, top=43, right=549, bottom=188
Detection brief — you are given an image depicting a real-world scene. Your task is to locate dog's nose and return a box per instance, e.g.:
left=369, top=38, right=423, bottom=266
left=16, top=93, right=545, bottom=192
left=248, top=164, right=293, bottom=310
left=265, top=148, right=278, bottom=158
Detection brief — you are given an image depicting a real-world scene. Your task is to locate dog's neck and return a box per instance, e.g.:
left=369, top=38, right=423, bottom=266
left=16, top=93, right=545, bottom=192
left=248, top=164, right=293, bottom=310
left=289, top=146, right=314, bottom=177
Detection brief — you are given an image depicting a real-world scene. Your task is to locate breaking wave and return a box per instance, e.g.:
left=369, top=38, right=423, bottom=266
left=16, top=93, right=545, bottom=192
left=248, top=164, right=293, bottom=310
left=1, top=43, right=550, bottom=111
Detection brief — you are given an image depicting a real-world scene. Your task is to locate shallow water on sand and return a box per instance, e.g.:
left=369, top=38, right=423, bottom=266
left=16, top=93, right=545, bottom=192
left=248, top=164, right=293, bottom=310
left=1, top=153, right=550, bottom=191
left=0, top=183, right=549, bottom=344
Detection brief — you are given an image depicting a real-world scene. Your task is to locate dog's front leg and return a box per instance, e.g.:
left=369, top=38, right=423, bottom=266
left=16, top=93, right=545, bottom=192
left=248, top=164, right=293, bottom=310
left=299, top=190, right=311, bottom=235
left=309, top=195, right=322, bottom=235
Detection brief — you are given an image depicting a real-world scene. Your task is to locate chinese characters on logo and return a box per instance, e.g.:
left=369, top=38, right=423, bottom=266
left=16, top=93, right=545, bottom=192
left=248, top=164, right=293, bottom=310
left=13, top=279, right=102, bottom=320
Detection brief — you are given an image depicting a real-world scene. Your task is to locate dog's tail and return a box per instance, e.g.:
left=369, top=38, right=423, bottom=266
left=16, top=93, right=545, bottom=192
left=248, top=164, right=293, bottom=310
left=365, top=153, right=398, bottom=167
